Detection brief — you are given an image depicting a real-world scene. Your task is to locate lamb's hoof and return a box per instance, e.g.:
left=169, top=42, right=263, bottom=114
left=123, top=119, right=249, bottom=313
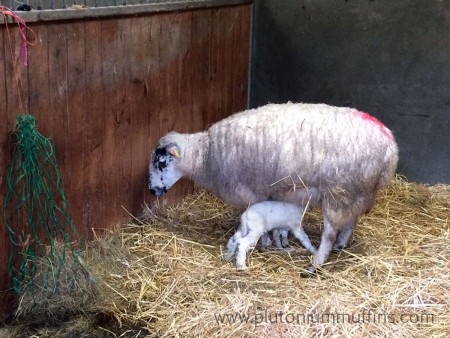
left=223, top=253, right=234, bottom=262
left=236, top=265, right=247, bottom=270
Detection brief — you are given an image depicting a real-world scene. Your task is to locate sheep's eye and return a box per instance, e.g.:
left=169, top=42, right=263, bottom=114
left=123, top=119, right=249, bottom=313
left=159, top=158, right=166, bottom=164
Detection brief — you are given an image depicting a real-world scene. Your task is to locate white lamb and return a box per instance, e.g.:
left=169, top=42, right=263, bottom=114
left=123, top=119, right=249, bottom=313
left=149, top=102, right=398, bottom=272
left=224, top=201, right=316, bottom=269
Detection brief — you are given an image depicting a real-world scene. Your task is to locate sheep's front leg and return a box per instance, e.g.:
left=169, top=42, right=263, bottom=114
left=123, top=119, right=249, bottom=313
left=235, top=230, right=262, bottom=269
left=332, top=222, right=355, bottom=251
left=307, top=217, right=337, bottom=273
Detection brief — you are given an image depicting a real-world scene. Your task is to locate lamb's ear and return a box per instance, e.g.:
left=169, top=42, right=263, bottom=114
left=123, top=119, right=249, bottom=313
left=167, top=144, right=181, bottom=158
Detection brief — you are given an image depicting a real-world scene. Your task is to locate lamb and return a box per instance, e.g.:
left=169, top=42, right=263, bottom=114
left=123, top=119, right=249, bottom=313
left=149, top=102, right=398, bottom=272
left=224, top=201, right=316, bottom=268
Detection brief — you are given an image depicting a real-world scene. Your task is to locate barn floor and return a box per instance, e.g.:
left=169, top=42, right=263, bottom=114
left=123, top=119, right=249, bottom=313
left=2, top=176, right=450, bottom=337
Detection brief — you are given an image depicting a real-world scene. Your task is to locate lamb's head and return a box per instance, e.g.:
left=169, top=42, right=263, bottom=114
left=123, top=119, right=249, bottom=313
left=149, top=133, right=184, bottom=197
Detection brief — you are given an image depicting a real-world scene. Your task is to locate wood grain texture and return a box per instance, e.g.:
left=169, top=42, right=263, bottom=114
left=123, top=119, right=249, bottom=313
left=0, top=4, right=251, bottom=313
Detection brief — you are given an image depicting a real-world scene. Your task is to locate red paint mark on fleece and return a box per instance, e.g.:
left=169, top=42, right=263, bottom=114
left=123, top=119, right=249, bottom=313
left=354, top=111, right=393, bottom=140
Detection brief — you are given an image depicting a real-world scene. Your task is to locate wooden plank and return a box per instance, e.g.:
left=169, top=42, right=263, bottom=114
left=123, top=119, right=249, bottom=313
left=143, top=12, right=162, bottom=206
left=190, top=8, right=211, bottom=132
left=27, top=23, right=49, bottom=125
left=129, top=15, right=150, bottom=215
left=232, top=4, right=250, bottom=113
left=65, top=20, right=87, bottom=239
left=101, top=17, right=122, bottom=227
left=219, top=6, right=235, bottom=119
left=25, top=22, right=50, bottom=247
left=178, top=11, right=194, bottom=133
left=1, top=1, right=253, bottom=23
left=0, top=25, right=11, bottom=318
left=84, top=19, right=105, bottom=237
left=206, top=7, right=221, bottom=126
left=156, top=11, right=195, bottom=205
left=2, top=20, right=30, bottom=291
left=115, top=16, right=132, bottom=219
left=46, top=21, right=69, bottom=245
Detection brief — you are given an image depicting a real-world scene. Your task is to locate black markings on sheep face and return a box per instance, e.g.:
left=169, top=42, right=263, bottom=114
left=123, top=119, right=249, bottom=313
left=148, top=146, right=183, bottom=196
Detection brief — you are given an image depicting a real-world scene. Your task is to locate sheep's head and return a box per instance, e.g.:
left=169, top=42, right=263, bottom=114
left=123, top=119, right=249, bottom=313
left=149, top=140, right=183, bottom=197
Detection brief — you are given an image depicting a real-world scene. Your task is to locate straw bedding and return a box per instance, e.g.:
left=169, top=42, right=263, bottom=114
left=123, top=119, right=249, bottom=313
left=4, top=176, right=450, bottom=337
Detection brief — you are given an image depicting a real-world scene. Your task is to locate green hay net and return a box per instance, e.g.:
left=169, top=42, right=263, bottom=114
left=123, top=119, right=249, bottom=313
left=3, top=114, right=83, bottom=303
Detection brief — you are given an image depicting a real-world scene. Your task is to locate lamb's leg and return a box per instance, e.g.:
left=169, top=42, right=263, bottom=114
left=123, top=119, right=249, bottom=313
left=272, top=229, right=284, bottom=249
left=307, top=216, right=337, bottom=273
left=332, top=222, right=355, bottom=251
left=235, top=230, right=262, bottom=269
left=291, top=227, right=317, bottom=255
left=260, top=233, right=272, bottom=251
left=280, top=229, right=290, bottom=248
left=224, top=231, right=242, bottom=262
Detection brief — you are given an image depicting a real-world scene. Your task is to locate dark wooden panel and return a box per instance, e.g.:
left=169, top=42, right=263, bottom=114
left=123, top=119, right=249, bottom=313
left=0, top=4, right=252, bottom=312
left=84, top=20, right=105, bottom=236
left=144, top=13, right=163, bottom=206
left=1, top=23, right=31, bottom=317
left=0, top=23, right=10, bottom=319
left=66, top=21, right=87, bottom=239
left=233, top=5, right=250, bottom=112
left=101, top=17, right=122, bottom=229
left=129, top=15, right=152, bottom=214
left=115, top=17, right=133, bottom=225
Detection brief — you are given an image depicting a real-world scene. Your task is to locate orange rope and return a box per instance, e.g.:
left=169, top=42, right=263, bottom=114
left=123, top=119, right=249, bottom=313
left=1, top=5, right=35, bottom=65
left=1, top=6, right=36, bottom=113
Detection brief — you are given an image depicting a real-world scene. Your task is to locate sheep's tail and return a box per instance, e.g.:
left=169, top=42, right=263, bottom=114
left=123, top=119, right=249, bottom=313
left=375, top=140, right=399, bottom=192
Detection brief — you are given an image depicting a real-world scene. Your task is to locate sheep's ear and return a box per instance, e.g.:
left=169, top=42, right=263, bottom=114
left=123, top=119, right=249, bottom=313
left=167, top=144, right=180, bottom=158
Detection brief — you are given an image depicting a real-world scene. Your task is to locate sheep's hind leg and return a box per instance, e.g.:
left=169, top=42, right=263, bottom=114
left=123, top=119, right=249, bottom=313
left=235, top=230, right=262, bottom=269
left=306, top=216, right=337, bottom=273
left=332, top=222, right=355, bottom=251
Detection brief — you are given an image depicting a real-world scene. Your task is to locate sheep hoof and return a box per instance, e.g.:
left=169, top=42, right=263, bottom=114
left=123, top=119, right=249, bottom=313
left=301, top=264, right=324, bottom=278
left=332, top=244, right=345, bottom=251
left=300, top=267, right=316, bottom=278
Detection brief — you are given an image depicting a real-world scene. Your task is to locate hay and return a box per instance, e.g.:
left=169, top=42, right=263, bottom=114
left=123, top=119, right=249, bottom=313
left=5, top=176, right=450, bottom=337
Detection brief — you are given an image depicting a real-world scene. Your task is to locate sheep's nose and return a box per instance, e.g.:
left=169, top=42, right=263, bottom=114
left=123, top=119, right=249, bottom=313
left=150, top=187, right=167, bottom=197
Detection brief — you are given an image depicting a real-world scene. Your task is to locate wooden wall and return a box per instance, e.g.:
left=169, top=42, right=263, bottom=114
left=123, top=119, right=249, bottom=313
left=0, top=3, right=251, bottom=315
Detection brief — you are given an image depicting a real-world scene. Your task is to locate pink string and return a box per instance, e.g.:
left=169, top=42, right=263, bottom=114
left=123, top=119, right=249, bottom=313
left=1, top=6, right=35, bottom=66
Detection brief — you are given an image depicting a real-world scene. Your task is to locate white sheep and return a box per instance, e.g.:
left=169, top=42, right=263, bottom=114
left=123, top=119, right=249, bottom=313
left=149, top=102, right=398, bottom=272
left=224, top=201, right=316, bottom=268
